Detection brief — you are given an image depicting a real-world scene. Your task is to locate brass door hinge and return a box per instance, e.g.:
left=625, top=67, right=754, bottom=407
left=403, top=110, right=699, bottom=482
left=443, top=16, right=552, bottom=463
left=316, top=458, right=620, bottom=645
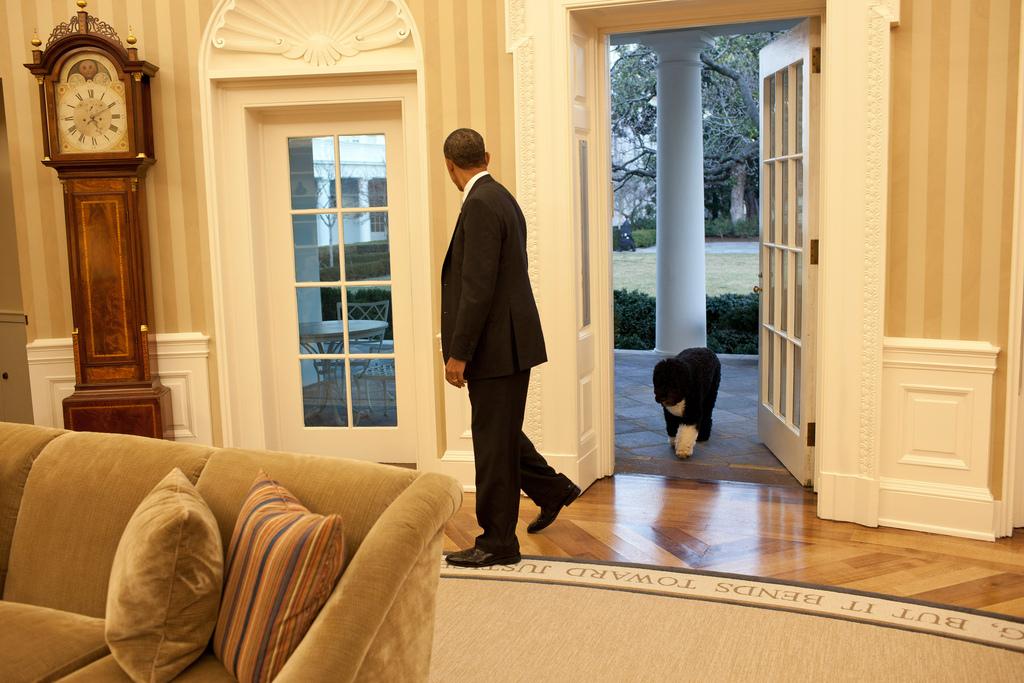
left=811, top=47, right=821, bottom=73
left=807, top=422, right=816, bottom=447
left=810, top=239, right=819, bottom=265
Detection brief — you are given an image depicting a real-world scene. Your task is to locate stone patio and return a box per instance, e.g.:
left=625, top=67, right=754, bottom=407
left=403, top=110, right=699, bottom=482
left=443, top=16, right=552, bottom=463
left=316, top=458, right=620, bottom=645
left=614, top=350, right=802, bottom=487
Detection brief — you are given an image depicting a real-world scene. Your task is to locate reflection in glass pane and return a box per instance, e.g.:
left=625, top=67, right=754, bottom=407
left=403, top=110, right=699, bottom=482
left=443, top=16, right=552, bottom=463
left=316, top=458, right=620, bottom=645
left=343, top=213, right=391, bottom=281
left=289, top=137, right=336, bottom=210
left=795, top=254, right=803, bottom=340
left=768, top=74, right=776, bottom=158
left=782, top=68, right=789, bottom=155
left=340, top=135, right=387, bottom=208
left=293, top=214, right=340, bottom=283
left=781, top=161, right=789, bottom=245
left=793, top=345, right=801, bottom=427
left=347, top=286, right=392, bottom=354
left=796, top=161, right=804, bottom=247
left=769, top=163, right=775, bottom=242
left=296, top=287, right=343, bottom=355
left=780, top=340, right=788, bottom=418
left=768, top=248, right=776, bottom=326
left=351, top=358, right=397, bottom=427
left=796, top=64, right=804, bottom=154
left=781, top=251, right=789, bottom=333
left=301, top=358, right=348, bottom=427
left=766, top=331, right=774, bottom=407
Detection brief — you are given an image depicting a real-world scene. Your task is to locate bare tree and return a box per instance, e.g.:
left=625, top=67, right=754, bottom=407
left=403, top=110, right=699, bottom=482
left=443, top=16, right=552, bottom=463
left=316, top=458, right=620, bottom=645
left=610, top=33, right=777, bottom=229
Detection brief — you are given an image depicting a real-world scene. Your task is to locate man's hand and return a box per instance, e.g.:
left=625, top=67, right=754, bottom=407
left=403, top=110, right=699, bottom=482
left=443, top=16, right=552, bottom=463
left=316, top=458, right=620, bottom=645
left=445, top=358, right=467, bottom=389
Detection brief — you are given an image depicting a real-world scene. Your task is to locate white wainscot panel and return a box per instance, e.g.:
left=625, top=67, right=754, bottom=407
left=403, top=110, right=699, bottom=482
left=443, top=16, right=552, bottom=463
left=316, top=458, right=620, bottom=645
left=26, top=333, right=213, bottom=445
left=879, top=338, right=1000, bottom=540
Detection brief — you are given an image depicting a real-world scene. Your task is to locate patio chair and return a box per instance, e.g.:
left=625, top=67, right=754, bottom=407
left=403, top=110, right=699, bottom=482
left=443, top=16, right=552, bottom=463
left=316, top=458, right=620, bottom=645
left=342, top=300, right=394, bottom=424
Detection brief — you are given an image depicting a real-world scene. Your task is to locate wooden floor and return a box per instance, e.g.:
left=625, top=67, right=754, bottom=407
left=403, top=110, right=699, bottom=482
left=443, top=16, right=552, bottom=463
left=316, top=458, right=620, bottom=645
left=443, top=473, right=1024, bottom=618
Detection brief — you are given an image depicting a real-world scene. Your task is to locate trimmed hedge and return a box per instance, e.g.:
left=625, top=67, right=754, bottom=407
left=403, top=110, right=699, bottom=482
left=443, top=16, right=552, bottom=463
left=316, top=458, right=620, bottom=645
left=705, top=216, right=759, bottom=239
left=613, top=289, right=758, bottom=354
left=613, top=290, right=657, bottom=350
left=631, top=228, right=656, bottom=249
left=614, top=217, right=760, bottom=251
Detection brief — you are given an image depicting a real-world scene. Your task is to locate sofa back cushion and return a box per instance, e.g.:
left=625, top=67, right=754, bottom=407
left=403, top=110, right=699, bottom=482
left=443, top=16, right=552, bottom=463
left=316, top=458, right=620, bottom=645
left=3, top=431, right=213, bottom=618
left=196, top=447, right=417, bottom=572
left=0, top=422, right=65, bottom=595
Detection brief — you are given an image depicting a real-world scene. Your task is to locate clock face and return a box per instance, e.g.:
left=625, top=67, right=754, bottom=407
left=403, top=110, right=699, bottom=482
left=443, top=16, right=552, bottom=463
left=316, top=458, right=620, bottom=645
left=55, top=53, right=129, bottom=154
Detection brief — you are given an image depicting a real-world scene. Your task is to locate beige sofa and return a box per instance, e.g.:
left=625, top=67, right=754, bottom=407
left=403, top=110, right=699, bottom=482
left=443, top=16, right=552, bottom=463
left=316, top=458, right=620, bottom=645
left=0, top=422, right=462, bottom=682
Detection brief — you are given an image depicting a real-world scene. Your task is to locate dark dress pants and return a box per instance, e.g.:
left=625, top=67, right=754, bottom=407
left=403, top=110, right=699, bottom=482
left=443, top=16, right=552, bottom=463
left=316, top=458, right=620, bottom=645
left=467, top=369, right=570, bottom=554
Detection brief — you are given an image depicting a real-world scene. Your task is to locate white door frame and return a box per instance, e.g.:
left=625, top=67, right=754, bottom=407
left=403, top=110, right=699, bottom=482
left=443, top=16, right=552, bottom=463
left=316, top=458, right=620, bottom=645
left=516, top=0, right=901, bottom=525
left=198, top=1, right=441, bottom=471
left=1008, top=4, right=1024, bottom=532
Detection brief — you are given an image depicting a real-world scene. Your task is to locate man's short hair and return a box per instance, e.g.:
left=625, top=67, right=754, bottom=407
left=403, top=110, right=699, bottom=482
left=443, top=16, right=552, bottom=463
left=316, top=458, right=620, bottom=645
left=443, top=128, right=487, bottom=169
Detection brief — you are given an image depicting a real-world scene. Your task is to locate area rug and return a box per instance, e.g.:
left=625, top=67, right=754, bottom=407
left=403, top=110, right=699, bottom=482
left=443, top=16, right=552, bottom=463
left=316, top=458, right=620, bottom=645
left=431, top=556, right=1023, bottom=681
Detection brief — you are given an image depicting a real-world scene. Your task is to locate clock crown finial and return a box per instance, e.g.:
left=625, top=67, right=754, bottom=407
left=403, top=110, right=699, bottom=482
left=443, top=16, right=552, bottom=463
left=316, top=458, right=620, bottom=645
left=76, top=1, right=88, bottom=9
left=30, top=29, right=42, bottom=47
left=126, top=26, right=137, bottom=45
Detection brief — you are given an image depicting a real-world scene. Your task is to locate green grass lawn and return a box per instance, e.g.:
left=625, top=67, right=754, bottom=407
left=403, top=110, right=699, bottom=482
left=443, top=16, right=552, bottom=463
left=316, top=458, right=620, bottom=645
left=613, top=251, right=758, bottom=296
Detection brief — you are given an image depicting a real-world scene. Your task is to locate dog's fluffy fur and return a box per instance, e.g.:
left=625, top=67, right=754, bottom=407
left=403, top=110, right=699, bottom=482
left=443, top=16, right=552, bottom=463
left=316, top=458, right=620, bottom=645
left=652, top=348, right=722, bottom=459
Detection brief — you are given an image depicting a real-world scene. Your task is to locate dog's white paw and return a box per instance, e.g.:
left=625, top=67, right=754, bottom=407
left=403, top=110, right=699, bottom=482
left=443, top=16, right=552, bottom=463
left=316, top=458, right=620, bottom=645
left=674, top=425, right=698, bottom=459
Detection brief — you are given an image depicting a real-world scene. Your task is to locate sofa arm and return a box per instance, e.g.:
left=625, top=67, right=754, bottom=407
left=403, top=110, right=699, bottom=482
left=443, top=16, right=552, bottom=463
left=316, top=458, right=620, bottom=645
left=276, top=471, right=462, bottom=683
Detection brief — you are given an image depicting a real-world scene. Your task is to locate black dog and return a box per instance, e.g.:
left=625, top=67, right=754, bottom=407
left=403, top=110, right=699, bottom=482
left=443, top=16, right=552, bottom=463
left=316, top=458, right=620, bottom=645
left=652, top=348, right=721, bottom=458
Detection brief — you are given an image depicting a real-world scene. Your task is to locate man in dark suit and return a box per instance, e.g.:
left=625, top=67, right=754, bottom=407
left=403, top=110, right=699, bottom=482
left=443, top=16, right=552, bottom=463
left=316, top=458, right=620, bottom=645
left=441, top=128, right=581, bottom=568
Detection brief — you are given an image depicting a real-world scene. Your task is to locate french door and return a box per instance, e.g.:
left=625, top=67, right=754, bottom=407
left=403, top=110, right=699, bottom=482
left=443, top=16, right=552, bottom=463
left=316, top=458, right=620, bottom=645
left=758, top=20, right=819, bottom=487
left=260, top=106, right=416, bottom=461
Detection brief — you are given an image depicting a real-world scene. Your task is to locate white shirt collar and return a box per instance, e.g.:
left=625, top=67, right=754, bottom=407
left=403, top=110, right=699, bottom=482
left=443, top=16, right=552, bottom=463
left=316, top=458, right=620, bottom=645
left=461, top=170, right=490, bottom=203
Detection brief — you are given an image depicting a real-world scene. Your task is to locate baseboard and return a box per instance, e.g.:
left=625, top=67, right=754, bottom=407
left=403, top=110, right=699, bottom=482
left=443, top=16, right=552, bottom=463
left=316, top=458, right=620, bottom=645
left=878, top=477, right=997, bottom=541
left=26, top=334, right=214, bottom=445
left=816, top=471, right=879, bottom=526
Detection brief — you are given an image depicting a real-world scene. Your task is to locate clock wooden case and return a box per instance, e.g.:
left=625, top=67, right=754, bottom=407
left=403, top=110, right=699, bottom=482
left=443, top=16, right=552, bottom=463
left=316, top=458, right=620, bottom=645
left=26, top=4, right=171, bottom=439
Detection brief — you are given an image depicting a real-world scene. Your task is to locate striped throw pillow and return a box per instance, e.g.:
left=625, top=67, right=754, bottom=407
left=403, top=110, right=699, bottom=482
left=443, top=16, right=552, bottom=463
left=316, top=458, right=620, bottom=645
left=213, top=472, right=345, bottom=683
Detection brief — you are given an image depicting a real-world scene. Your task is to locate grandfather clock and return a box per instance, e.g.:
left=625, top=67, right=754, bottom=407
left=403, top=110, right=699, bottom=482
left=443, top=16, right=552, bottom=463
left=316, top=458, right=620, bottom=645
left=26, top=1, right=171, bottom=439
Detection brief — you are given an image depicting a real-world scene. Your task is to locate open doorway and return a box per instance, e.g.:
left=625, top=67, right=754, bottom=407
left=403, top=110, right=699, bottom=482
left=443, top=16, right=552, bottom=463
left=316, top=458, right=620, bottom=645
left=609, top=20, right=818, bottom=488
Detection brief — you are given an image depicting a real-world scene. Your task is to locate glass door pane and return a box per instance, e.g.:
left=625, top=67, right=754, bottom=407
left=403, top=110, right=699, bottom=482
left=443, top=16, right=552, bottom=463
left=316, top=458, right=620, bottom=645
left=288, top=133, right=398, bottom=429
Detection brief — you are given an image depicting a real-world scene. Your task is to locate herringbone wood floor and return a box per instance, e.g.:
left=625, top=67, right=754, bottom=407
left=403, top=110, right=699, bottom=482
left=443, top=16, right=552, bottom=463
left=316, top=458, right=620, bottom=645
left=443, top=474, right=1024, bottom=617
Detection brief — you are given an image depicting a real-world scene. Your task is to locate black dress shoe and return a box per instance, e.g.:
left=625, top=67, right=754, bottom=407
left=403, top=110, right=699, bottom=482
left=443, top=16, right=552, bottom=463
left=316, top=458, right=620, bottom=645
left=527, top=482, right=582, bottom=534
left=446, top=547, right=522, bottom=568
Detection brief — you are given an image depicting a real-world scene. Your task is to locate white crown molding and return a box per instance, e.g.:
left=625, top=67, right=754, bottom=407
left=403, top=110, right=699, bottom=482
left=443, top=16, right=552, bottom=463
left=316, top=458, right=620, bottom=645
left=211, top=0, right=412, bottom=67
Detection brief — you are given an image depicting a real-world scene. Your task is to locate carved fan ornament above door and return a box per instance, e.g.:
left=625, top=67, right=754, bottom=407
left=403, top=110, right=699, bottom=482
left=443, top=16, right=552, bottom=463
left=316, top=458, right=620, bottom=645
left=210, top=0, right=412, bottom=66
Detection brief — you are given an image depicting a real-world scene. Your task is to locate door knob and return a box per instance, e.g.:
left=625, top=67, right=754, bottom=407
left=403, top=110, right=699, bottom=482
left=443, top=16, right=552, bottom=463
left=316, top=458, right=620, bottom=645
left=753, top=286, right=763, bottom=294
left=1, top=372, right=7, bottom=380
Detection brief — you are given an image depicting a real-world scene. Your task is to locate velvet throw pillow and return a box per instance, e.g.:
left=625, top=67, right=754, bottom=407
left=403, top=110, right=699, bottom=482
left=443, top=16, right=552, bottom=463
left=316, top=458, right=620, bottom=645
left=213, top=471, right=346, bottom=683
left=106, top=468, right=224, bottom=683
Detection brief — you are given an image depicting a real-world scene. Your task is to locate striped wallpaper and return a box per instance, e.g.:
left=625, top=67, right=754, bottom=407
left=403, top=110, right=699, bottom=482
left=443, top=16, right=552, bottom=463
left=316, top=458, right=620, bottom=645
left=407, top=0, right=518, bottom=272
left=885, top=0, right=1021, bottom=488
left=0, top=0, right=515, bottom=342
left=0, top=0, right=218, bottom=340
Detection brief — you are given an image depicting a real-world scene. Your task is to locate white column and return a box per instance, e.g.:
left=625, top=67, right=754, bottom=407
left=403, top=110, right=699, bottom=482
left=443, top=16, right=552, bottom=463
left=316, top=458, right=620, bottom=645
left=647, top=32, right=711, bottom=353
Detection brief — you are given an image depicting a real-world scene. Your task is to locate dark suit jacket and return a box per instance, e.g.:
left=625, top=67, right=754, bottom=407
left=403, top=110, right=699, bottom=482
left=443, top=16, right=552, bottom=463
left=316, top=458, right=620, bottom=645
left=441, top=174, right=547, bottom=380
